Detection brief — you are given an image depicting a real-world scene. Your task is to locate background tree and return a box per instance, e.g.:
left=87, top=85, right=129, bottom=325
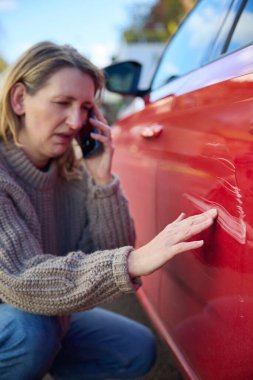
left=123, top=0, right=197, bottom=42
left=0, top=56, right=7, bottom=72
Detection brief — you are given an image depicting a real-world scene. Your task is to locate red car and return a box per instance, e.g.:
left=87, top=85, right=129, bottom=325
left=104, top=1, right=253, bottom=379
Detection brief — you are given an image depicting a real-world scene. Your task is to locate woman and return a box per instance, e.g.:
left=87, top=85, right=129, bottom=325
left=0, top=41, right=217, bottom=380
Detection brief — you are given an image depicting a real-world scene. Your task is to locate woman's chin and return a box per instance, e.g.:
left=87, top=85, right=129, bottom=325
left=52, top=143, right=71, bottom=158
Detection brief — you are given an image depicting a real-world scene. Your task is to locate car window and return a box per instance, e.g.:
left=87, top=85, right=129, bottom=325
left=151, top=0, right=232, bottom=91
left=226, top=0, right=253, bottom=53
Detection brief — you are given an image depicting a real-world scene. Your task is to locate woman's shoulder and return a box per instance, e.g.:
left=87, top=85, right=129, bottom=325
left=0, top=154, right=15, bottom=183
left=0, top=146, right=27, bottom=198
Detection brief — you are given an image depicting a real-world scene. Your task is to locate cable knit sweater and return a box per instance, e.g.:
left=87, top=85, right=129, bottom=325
left=0, top=141, right=137, bottom=315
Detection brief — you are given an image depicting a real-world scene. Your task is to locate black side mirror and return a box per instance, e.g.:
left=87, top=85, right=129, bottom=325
left=104, top=61, right=144, bottom=96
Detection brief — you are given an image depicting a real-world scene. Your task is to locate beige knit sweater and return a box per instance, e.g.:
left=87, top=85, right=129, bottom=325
left=0, top=142, right=137, bottom=315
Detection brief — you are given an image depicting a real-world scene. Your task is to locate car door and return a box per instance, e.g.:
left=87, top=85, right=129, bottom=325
left=113, top=0, right=238, bottom=366
left=151, top=1, right=253, bottom=379
left=112, top=114, right=162, bottom=312
left=110, top=0, right=253, bottom=378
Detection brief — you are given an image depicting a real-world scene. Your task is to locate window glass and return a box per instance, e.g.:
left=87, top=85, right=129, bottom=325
left=227, top=0, right=253, bottom=53
left=151, top=0, right=231, bottom=90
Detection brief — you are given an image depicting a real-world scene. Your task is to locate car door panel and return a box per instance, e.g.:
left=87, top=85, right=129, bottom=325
left=112, top=121, right=162, bottom=313
left=154, top=46, right=253, bottom=380
left=112, top=43, right=253, bottom=378
left=105, top=0, right=253, bottom=378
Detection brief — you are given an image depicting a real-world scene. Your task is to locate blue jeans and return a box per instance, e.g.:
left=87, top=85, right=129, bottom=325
left=0, top=303, right=156, bottom=380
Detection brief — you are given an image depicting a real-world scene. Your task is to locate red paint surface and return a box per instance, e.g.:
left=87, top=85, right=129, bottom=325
left=112, top=45, right=253, bottom=380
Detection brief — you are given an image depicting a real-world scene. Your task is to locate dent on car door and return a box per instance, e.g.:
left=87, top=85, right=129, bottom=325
left=156, top=45, right=253, bottom=380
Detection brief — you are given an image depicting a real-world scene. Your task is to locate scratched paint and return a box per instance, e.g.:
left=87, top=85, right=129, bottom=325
left=184, top=194, right=246, bottom=244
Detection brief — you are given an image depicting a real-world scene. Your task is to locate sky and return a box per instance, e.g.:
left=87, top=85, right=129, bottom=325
left=0, top=0, right=156, bottom=67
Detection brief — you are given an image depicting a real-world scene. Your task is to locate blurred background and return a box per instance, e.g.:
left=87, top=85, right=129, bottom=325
left=0, top=0, right=196, bottom=122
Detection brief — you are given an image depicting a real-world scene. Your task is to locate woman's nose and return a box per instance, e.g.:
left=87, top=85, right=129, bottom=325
left=67, top=110, right=83, bottom=130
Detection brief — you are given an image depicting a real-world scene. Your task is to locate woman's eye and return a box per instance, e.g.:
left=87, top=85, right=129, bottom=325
left=54, top=101, right=69, bottom=106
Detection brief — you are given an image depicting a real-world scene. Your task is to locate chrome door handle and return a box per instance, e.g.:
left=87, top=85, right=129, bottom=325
left=140, top=124, right=163, bottom=138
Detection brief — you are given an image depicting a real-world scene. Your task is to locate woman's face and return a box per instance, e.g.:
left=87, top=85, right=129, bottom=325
left=15, top=67, right=96, bottom=168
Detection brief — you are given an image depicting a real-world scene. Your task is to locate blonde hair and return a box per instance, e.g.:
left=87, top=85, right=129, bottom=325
left=0, top=41, right=105, bottom=180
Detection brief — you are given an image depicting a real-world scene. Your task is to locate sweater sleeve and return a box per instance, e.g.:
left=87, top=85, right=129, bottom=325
left=84, top=173, right=136, bottom=251
left=0, top=193, right=136, bottom=315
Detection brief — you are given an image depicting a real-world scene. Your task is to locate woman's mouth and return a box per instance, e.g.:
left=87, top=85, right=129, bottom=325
left=54, top=133, right=74, bottom=144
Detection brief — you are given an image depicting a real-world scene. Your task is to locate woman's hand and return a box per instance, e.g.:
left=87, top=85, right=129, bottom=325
left=84, top=104, right=114, bottom=185
left=128, top=208, right=218, bottom=277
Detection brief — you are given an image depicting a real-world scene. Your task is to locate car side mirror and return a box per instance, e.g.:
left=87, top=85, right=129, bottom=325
left=104, top=61, right=145, bottom=96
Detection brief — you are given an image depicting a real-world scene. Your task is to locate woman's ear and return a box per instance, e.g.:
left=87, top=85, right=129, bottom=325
left=10, top=83, right=26, bottom=116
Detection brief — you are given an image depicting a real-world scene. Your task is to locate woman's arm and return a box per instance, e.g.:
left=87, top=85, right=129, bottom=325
left=0, top=193, right=135, bottom=315
left=85, top=173, right=136, bottom=250
left=77, top=104, right=136, bottom=250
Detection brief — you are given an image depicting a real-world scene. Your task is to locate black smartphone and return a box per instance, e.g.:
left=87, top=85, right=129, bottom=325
left=77, top=109, right=103, bottom=158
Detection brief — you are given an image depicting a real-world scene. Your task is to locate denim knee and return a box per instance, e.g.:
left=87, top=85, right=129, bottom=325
left=114, top=322, right=156, bottom=379
left=50, top=308, right=157, bottom=380
left=128, top=324, right=157, bottom=377
left=0, top=304, right=62, bottom=380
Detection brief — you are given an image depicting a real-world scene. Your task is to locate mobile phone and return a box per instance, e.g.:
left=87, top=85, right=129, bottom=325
left=77, top=109, right=103, bottom=158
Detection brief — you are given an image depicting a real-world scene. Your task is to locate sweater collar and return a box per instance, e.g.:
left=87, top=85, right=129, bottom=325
left=0, top=141, right=58, bottom=190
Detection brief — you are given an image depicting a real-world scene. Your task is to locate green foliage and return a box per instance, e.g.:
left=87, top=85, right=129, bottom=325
left=124, top=28, right=169, bottom=43
left=0, top=56, right=7, bottom=72
left=123, top=0, right=197, bottom=43
left=145, top=0, right=184, bottom=29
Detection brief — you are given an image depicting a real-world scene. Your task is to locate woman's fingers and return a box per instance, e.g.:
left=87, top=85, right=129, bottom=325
left=173, top=212, right=186, bottom=223
left=175, top=209, right=217, bottom=230
left=90, top=117, right=110, bottom=133
left=89, top=103, right=111, bottom=141
left=177, top=216, right=214, bottom=242
left=168, top=209, right=217, bottom=244
left=90, top=131, right=112, bottom=144
left=92, top=104, right=108, bottom=125
left=182, top=209, right=217, bottom=225
left=170, top=239, right=204, bottom=257
left=89, top=115, right=113, bottom=154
